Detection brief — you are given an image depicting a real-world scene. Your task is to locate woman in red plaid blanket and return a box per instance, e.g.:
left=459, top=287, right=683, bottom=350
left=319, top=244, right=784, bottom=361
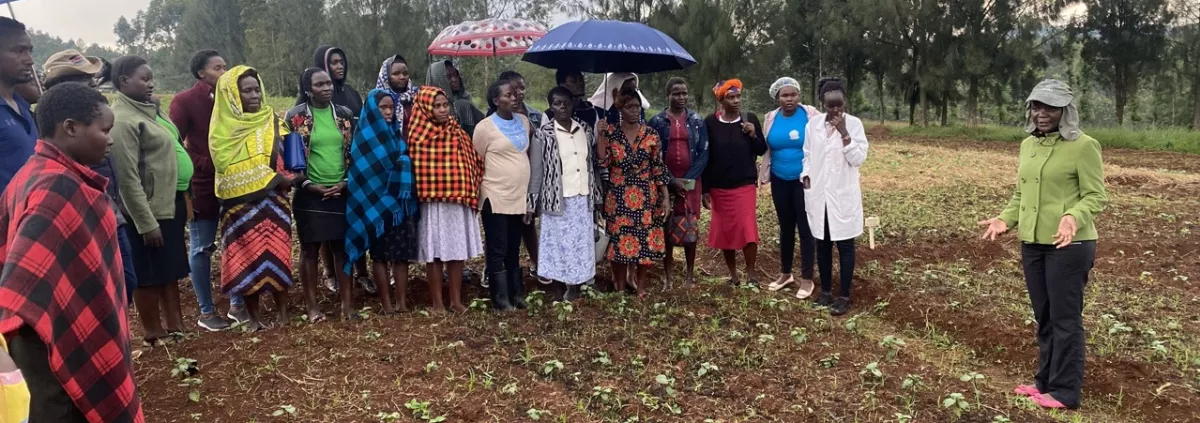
left=1, top=82, right=143, bottom=422
left=408, top=86, right=484, bottom=313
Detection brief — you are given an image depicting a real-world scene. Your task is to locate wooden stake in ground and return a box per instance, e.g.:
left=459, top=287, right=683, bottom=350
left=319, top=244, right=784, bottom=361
left=865, top=216, right=879, bottom=249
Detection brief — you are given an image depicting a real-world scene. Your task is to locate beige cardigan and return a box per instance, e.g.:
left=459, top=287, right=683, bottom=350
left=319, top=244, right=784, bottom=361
left=473, top=114, right=532, bottom=215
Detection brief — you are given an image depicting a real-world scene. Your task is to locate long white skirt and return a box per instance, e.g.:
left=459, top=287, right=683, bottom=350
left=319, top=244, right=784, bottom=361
left=417, top=202, right=484, bottom=263
left=536, top=195, right=596, bottom=285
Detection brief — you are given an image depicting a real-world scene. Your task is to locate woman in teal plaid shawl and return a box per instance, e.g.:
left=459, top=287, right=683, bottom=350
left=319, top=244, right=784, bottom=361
left=345, top=89, right=419, bottom=313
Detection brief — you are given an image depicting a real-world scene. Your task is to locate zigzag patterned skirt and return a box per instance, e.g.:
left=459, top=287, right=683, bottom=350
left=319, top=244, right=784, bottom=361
left=219, top=191, right=295, bottom=297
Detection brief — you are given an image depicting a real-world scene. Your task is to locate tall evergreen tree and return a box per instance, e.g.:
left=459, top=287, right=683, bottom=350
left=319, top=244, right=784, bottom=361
left=1079, top=0, right=1172, bottom=125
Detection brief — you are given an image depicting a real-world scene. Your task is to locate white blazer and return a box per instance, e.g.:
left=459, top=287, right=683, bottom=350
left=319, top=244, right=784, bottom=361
left=802, top=113, right=869, bottom=241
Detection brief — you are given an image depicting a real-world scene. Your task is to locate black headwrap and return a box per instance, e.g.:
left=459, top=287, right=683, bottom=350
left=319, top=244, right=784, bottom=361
left=296, top=67, right=325, bottom=106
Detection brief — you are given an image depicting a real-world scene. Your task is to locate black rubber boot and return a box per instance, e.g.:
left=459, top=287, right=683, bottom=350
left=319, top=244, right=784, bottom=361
left=563, top=284, right=581, bottom=301
left=509, top=267, right=528, bottom=309
left=489, top=272, right=513, bottom=311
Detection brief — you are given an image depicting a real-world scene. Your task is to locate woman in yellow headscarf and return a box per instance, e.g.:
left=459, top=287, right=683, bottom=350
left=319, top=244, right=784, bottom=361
left=209, top=65, right=296, bottom=331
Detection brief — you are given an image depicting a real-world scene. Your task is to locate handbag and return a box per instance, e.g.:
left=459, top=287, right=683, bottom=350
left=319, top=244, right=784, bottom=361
left=668, top=196, right=700, bottom=245
left=282, top=132, right=307, bottom=171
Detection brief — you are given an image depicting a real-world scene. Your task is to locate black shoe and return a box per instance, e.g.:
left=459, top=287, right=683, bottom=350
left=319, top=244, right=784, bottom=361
left=508, top=267, right=528, bottom=309
left=563, top=285, right=581, bottom=301
left=226, top=307, right=251, bottom=324
left=830, top=297, right=851, bottom=316
left=197, top=313, right=231, bottom=332
left=815, top=292, right=834, bottom=307
left=489, top=272, right=514, bottom=311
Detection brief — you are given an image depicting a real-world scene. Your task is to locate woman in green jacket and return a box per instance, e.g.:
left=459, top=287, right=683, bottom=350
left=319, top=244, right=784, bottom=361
left=109, top=55, right=193, bottom=346
left=979, top=79, right=1107, bottom=410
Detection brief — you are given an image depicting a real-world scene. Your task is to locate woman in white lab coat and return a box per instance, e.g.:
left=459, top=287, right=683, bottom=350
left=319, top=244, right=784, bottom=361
left=801, top=79, right=868, bottom=316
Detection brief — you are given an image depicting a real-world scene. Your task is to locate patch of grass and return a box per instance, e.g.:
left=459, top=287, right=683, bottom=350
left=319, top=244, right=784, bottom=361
left=885, top=123, right=1200, bottom=154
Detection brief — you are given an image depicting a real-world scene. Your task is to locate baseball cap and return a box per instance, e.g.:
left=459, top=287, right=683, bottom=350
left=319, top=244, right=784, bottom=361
left=43, top=49, right=104, bottom=80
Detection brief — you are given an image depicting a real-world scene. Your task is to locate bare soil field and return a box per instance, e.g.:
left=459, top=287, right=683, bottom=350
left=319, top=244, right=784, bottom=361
left=133, top=127, right=1199, bottom=422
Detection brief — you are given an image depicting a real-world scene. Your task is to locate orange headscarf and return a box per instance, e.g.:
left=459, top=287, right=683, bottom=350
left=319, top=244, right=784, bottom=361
left=713, top=79, right=743, bottom=101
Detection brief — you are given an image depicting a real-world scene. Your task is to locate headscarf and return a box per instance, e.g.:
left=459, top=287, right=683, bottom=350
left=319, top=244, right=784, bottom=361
left=588, top=72, right=651, bottom=110
left=302, top=45, right=363, bottom=117
left=210, top=65, right=283, bottom=200
left=344, top=89, right=417, bottom=271
left=377, top=55, right=418, bottom=107
left=407, top=86, right=483, bottom=208
left=1025, top=79, right=1082, bottom=141
left=295, top=67, right=325, bottom=105
left=713, top=79, right=743, bottom=101
left=426, top=59, right=483, bottom=134
left=769, top=77, right=801, bottom=99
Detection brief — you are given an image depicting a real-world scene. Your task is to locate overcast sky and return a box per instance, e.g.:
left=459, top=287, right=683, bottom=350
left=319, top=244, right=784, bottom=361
left=6, top=0, right=148, bottom=46
left=5, top=0, right=1086, bottom=49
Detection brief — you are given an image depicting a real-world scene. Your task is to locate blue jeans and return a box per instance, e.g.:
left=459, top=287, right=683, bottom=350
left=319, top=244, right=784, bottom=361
left=117, top=225, right=137, bottom=303
left=189, top=219, right=243, bottom=315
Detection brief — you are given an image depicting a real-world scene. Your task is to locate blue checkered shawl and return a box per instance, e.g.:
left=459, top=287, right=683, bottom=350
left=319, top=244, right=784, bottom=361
left=344, top=89, right=418, bottom=271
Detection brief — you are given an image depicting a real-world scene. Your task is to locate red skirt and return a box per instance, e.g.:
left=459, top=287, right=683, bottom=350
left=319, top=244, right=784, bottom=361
left=706, top=185, right=759, bottom=250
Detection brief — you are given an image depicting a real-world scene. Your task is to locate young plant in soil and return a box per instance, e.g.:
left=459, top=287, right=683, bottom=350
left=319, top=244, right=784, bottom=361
left=404, top=399, right=446, bottom=422
left=860, top=362, right=885, bottom=389
left=880, top=335, right=906, bottom=361
left=959, top=371, right=985, bottom=406
left=941, top=392, right=970, bottom=418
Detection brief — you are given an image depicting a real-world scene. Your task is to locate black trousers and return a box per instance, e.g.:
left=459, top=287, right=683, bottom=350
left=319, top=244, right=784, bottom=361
left=8, top=326, right=89, bottom=423
left=770, top=174, right=814, bottom=278
left=481, top=200, right=523, bottom=283
left=816, top=210, right=856, bottom=297
left=1022, top=241, right=1094, bottom=409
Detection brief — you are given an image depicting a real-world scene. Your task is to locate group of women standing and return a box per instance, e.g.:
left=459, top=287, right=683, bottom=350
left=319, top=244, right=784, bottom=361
left=99, top=42, right=876, bottom=339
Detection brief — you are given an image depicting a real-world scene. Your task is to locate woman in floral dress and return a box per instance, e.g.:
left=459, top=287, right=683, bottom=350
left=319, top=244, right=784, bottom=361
left=597, top=86, right=672, bottom=298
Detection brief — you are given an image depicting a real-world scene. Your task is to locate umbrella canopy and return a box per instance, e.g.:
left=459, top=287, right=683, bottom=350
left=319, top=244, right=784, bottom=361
left=522, top=20, right=696, bottom=74
left=428, top=18, right=548, bottom=57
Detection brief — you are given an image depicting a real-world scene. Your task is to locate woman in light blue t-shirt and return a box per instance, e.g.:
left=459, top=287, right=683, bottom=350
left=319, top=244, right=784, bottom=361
left=760, top=77, right=821, bottom=298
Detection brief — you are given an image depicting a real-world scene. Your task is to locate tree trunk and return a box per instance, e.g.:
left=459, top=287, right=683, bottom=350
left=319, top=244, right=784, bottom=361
left=1193, top=75, right=1200, bottom=130
left=967, top=77, right=979, bottom=126
left=920, top=88, right=929, bottom=127
left=939, top=93, right=949, bottom=126
left=877, top=72, right=885, bottom=124
left=1114, top=65, right=1131, bottom=126
left=894, top=86, right=902, bottom=121
left=1114, top=86, right=1126, bottom=126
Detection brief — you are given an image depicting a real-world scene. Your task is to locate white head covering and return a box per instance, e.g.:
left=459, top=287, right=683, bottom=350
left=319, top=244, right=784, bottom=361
left=769, top=77, right=802, bottom=99
left=588, top=72, right=651, bottom=110
left=1025, top=79, right=1082, bottom=141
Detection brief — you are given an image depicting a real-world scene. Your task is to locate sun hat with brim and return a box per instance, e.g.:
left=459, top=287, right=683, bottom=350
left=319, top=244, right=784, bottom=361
left=1024, top=79, right=1082, bottom=140
left=43, top=49, right=104, bottom=80
left=1025, top=79, right=1073, bottom=108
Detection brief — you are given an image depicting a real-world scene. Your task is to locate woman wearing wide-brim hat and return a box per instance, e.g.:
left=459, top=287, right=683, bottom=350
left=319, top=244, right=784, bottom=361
left=979, top=79, right=1108, bottom=410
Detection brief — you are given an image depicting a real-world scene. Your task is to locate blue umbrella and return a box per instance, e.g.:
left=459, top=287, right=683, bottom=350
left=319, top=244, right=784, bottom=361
left=522, top=20, right=696, bottom=74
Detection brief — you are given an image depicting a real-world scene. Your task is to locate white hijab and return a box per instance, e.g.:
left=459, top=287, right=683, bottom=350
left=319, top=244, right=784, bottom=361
left=587, top=72, right=651, bottom=110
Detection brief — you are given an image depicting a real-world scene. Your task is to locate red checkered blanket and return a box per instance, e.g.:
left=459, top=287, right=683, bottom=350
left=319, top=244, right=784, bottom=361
left=0, top=141, right=143, bottom=423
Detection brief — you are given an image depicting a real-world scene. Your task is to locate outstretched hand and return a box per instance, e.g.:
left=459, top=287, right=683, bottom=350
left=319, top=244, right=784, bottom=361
left=978, top=218, right=1009, bottom=241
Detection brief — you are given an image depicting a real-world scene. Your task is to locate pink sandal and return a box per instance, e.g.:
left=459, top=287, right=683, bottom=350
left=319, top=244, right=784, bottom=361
left=1030, top=393, right=1068, bottom=409
left=1013, top=384, right=1039, bottom=396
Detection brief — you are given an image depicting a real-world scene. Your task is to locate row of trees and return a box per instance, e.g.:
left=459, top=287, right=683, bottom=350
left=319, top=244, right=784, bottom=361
left=98, top=0, right=1200, bottom=129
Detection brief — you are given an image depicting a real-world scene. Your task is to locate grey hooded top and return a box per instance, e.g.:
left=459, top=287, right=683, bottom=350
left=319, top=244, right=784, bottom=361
left=426, top=60, right=485, bottom=137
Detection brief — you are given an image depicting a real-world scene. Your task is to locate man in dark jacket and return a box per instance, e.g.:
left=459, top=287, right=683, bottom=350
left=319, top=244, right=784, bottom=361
left=169, top=49, right=246, bottom=330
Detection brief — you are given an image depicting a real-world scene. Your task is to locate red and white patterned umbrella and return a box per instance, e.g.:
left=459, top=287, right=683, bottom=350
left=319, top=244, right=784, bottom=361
left=428, top=18, right=549, bottom=57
